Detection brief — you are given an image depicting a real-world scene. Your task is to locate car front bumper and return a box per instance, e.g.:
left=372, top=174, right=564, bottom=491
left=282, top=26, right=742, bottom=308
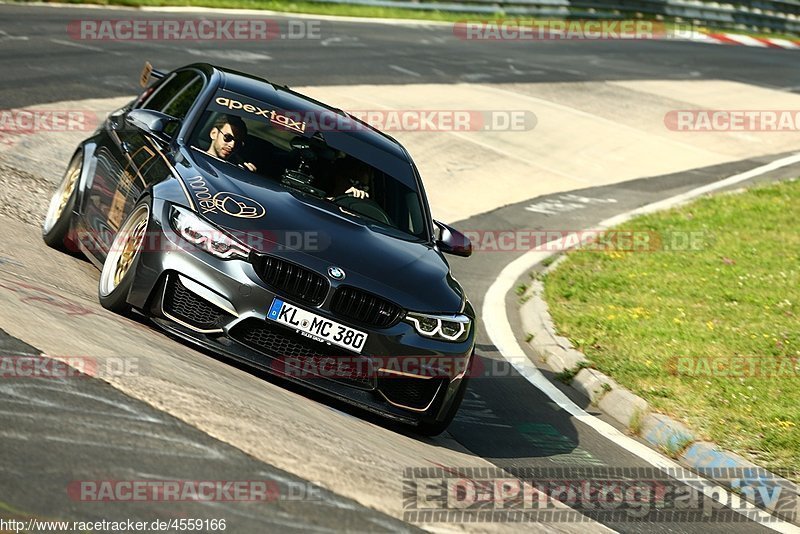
left=126, top=199, right=475, bottom=426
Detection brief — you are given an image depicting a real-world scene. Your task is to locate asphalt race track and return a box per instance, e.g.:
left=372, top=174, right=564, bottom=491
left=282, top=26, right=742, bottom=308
left=0, top=4, right=799, bottom=533
left=2, top=5, right=799, bottom=108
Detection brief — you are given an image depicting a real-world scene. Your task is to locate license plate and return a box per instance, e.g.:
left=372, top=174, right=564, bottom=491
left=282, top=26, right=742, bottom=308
left=267, top=298, right=368, bottom=353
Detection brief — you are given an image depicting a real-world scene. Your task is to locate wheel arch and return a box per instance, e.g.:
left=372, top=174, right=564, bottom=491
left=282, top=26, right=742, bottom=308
left=72, top=141, right=96, bottom=218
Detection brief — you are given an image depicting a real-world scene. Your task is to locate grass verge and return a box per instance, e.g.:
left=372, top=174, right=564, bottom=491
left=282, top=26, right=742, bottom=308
left=544, top=179, right=800, bottom=475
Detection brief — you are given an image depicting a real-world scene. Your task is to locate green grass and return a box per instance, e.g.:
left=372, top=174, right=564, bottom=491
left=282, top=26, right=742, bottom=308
left=524, top=332, right=534, bottom=343
left=629, top=407, right=645, bottom=435
left=541, top=254, right=558, bottom=268
left=544, top=180, right=800, bottom=476
left=515, top=282, right=528, bottom=296
left=554, top=368, right=577, bottom=384
left=18, top=0, right=800, bottom=39
left=660, top=433, right=694, bottom=459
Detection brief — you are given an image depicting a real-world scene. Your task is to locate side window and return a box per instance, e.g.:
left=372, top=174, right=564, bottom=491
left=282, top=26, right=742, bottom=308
left=143, top=70, right=203, bottom=117
left=142, top=70, right=204, bottom=136
left=162, top=76, right=204, bottom=120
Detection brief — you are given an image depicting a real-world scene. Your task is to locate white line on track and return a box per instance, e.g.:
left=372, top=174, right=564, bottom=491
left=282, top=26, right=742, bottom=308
left=49, top=38, right=106, bottom=53
left=388, top=64, right=421, bottom=78
left=48, top=38, right=128, bottom=57
left=0, top=30, right=28, bottom=41
left=483, top=152, right=800, bottom=532
left=184, top=49, right=272, bottom=63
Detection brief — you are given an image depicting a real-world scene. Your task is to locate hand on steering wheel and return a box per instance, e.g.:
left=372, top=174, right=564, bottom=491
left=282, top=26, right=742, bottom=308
left=345, top=186, right=369, bottom=199
left=332, top=194, right=391, bottom=225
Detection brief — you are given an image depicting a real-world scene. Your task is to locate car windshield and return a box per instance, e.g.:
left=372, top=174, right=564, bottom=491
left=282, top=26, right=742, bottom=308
left=188, top=91, right=429, bottom=242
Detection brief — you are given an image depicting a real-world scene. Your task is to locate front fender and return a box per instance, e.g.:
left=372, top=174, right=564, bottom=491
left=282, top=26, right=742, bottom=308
left=148, top=177, right=194, bottom=210
left=73, top=141, right=97, bottom=218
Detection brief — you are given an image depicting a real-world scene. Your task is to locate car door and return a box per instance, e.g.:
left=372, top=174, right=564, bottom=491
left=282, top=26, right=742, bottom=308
left=81, top=69, right=205, bottom=260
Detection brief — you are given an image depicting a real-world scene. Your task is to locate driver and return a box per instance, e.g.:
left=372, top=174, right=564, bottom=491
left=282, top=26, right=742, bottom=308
left=206, top=115, right=257, bottom=172
left=327, top=157, right=369, bottom=200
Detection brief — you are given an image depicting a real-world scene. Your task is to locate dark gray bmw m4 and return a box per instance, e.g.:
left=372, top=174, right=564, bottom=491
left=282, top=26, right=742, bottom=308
left=43, top=63, right=476, bottom=435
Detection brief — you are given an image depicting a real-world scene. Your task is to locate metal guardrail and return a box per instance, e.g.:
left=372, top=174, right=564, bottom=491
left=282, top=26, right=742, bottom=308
left=310, top=0, right=800, bottom=34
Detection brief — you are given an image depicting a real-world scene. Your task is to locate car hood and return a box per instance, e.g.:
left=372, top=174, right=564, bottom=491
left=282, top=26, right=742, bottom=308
left=175, top=153, right=464, bottom=314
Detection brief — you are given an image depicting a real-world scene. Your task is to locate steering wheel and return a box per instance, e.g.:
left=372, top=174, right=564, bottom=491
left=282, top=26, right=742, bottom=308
left=333, top=195, right=392, bottom=225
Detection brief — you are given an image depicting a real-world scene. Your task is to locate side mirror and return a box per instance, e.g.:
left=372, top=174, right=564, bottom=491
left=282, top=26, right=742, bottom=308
left=125, top=109, right=179, bottom=145
left=434, top=220, right=472, bottom=257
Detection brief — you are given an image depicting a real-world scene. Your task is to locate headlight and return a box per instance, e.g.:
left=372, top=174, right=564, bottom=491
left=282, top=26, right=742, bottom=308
left=405, top=312, right=471, bottom=342
left=169, top=205, right=250, bottom=260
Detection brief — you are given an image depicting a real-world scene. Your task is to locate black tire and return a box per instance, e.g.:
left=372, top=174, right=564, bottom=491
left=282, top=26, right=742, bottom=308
left=98, top=200, right=151, bottom=314
left=42, top=152, right=82, bottom=251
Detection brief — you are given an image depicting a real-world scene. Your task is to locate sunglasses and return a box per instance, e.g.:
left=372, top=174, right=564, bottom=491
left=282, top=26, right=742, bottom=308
left=219, top=132, right=244, bottom=144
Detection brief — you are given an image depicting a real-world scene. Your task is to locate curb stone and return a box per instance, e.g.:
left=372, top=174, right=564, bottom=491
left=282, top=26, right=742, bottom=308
left=572, top=368, right=616, bottom=404
left=520, top=263, right=798, bottom=520
left=597, top=388, right=649, bottom=430
left=640, top=413, right=694, bottom=454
